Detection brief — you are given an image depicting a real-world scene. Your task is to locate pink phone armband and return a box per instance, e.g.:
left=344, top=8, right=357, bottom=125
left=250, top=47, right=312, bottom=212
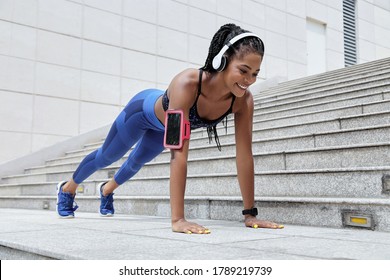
left=164, top=109, right=190, bottom=149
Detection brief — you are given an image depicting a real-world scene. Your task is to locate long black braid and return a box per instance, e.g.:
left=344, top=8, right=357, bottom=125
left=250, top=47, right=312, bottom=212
left=200, top=23, right=265, bottom=151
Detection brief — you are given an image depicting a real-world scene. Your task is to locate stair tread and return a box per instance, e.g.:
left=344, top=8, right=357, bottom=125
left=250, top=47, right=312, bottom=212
left=50, top=121, right=390, bottom=162
left=255, top=88, right=390, bottom=112
left=61, top=98, right=390, bottom=157
left=255, top=75, right=390, bottom=105
left=2, top=166, right=390, bottom=187
left=2, top=194, right=390, bottom=206
left=5, top=142, right=390, bottom=180
left=254, top=57, right=390, bottom=98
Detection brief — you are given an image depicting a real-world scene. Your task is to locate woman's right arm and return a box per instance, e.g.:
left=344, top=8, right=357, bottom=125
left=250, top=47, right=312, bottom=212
left=165, top=69, right=210, bottom=234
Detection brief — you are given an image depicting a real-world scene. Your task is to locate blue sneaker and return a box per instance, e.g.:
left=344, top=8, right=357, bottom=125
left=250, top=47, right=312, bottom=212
left=98, top=182, right=114, bottom=216
left=56, top=181, right=78, bottom=218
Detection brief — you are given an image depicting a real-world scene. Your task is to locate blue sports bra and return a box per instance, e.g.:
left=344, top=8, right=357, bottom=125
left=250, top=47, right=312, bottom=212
left=162, top=69, right=235, bottom=150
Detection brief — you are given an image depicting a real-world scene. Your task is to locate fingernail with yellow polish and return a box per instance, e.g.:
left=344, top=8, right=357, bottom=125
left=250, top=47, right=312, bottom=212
left=186, top=231, right=192, bottom=234
left=204, top=229, right=211, bottom=234
left=253, top=224, right=258, bottom=229
left=278, top=225, right=284, bottom=229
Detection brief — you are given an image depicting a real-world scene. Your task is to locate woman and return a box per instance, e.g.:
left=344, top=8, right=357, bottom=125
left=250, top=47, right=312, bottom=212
left=56, top=23, right=284, bottom=234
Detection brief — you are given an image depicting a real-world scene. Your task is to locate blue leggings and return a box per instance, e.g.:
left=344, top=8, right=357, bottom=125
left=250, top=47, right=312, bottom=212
left=72, top=89, right=165, bottom=185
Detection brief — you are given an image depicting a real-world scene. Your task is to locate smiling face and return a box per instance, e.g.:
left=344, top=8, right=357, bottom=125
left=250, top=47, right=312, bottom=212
left=223, top=52, right=263, bottom=97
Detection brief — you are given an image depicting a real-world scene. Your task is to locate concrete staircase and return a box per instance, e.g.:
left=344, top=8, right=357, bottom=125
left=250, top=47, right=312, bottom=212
left=1, top=57, right=390, bottom=231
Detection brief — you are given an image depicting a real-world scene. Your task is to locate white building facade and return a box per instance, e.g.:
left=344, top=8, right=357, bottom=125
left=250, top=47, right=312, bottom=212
left=0, top=0, right=389, bottom=163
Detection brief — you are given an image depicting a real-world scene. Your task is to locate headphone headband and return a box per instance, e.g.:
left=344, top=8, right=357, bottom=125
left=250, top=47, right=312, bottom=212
left=212, top=32, right=262, bottom=71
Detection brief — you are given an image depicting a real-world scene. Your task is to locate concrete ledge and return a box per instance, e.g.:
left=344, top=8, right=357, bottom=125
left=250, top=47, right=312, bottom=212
left=2, top=208, right=390, bottom=260
left=0, top=125, right=110, bottom=180
left=0, top=245, right=55, bottom=260
left=1, top=166, right=389, bottom=198
left=1, top=196, right=389, bottom=231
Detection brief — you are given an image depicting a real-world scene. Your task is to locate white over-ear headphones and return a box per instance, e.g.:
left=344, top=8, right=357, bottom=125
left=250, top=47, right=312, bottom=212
left=212, top=32, right=262, bottom=72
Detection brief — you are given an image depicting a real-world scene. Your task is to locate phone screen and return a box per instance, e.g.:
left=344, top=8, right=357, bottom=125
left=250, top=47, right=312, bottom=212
left=166, top=113, right=181, bottom=146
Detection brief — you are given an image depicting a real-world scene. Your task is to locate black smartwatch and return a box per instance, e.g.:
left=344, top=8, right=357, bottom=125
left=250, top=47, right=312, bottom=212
left=242, top=207, right=258, bottom=217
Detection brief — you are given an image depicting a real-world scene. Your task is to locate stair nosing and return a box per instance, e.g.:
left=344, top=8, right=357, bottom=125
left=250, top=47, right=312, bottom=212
left=1, top=195, right=389, bottom=206
left=255, top=75, right=390, bottom=105
left=2, top=166, right=390, bottom=187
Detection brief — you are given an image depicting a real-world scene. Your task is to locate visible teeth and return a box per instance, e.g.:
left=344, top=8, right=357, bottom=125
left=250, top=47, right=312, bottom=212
left=237, top=83, right=248, bottom=90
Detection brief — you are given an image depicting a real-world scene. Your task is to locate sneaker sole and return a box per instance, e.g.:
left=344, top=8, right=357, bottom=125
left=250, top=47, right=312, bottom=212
left=56, top=181, right=75, bottom=219
left=98, top=182, right=114, bottom=217
left=100, top=213, right=114, bottom=217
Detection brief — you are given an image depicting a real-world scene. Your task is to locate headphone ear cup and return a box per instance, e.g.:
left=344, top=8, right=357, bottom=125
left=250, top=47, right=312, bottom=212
left=216, top=56, right=226, bottom=72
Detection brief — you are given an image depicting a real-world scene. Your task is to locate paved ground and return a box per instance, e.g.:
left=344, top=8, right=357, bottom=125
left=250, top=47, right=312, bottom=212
left=1, top=208, right=390, bottom=260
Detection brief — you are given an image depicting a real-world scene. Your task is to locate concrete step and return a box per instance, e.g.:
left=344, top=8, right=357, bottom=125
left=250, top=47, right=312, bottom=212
left=81, top=110, right=390, bottom=151
left=254, top=100, right=390, bottom=129
left=254, top=94, right=390, bottom=122
left=255, top=71, right=390, bottom=106
left=2, top=164, right=389, bottom=199
left=256, top=84, right=390, bottom=114
left=61, top=134, right=217, bottom=160
left=256, top=90, right=389, bottom=122
left=24, top=124, right=390, bottom=176
left=22, top=112, right=390, bottom=173
left=1, top=195, right=389, bottom=231
left=256, top=110, right=390, bottom=140
left=62, top=91, right=390, bottom=159
left=6, top=141, right=389, bottom=185
left=43, top=128, right=214, bottom=165
left=33, top=123, right=390, bottom=172
left=34, top=94, right=390, bottom=168
left=255, top=57, right=390, bottom=99
left=232, top=104, right=390, bottom=138
left=42, top=90, right=390, bottom=164
left=227, top=98, right=390, bottom=140
left=40, top=104, right=390, bottom=165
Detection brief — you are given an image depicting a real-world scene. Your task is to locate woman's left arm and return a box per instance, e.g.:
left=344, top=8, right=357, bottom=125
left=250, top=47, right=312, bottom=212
left=234, top=91, right=255, bottom=213
left=234, top=91, right=284, bottom=229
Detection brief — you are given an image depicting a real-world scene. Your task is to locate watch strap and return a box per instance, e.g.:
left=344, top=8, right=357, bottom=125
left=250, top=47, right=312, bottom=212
left=242, top=207, right=258, bottom=216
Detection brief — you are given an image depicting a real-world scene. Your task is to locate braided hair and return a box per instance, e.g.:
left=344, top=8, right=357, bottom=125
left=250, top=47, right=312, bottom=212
left=201, top=23, right=265, bottom=74
left=200, top=24, right=265, bottom=151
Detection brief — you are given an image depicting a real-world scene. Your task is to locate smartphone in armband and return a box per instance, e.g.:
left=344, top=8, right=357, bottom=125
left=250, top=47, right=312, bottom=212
left=164, top=109, right=190, bottom=149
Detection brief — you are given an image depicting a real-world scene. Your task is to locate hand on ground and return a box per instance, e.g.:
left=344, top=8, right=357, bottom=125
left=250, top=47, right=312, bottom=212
left=172, top=218, right=211, bottom=234
left=245, top=216, right=284, bottom=229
